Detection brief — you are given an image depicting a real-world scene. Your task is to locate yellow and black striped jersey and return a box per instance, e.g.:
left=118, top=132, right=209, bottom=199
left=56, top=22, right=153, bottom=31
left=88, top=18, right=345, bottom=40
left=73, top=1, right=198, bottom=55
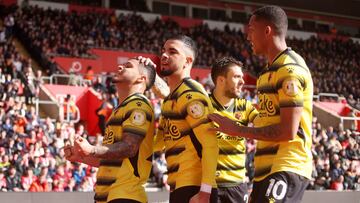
left=154, top=77, right=219, bottom=190
left=210, top=93, right=258, bottom=187
left=253, top=48, right=313, bottom=181
left=95, top=93, right=155, bottom=203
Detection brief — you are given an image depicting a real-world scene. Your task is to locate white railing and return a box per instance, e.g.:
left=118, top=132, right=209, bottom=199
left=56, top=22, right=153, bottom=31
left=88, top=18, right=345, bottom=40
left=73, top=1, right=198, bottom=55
left=35, top=98, right=81, bottom=123
left=313, top=92, right=359, bottom=131
left=41, top=74, right=92, bottom=86
left=313, top=93, right=340, bottom=101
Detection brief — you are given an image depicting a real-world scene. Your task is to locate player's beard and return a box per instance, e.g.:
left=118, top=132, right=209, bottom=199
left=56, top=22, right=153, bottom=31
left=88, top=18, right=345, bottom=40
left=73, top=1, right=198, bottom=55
left=111, top=76, right=122, bottom=83
left=159, top=69, right=176, bottom=77
left=224, top=88, right=240, bottom=99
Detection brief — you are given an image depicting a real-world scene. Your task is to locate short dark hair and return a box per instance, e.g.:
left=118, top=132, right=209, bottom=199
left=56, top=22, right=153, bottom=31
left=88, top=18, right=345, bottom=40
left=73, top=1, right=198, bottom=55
left=168, top=35, right=198, bottom=62
left=211, top=57, right=243, bottom=85
left=139, top=62, right=156, bottom=91
left=252, top=5, right=288, bottom=37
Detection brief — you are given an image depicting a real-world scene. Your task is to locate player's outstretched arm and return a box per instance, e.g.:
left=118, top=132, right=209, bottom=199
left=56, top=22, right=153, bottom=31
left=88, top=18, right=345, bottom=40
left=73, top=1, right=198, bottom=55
left=74, top=133, right=144, bottom=160
left=208, top=106, right=302, bottom=141
left=64, top=145, right=100, bottom=167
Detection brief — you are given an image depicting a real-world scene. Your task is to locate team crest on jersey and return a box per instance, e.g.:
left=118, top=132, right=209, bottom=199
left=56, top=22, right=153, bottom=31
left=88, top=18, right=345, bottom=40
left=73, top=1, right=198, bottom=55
left=131, top=110, right=146, bottom=126
left=136, top=101, right=142, bottom=107
left=187, top=101, right=205, bottom=119
left=283, top=78, right=299, bottom=96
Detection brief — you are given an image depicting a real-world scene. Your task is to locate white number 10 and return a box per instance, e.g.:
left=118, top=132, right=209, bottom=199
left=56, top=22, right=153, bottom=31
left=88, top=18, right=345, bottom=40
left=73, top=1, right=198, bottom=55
left=265, top=179, right=288, bottom=200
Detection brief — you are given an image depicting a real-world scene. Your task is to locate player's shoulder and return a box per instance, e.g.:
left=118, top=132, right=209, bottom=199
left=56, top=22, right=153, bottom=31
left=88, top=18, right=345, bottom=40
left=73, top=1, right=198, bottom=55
left=182, top=77, right=208, bottom=94
left=173, top=78, right=209, bottom=101
left=277, top=50, right=310, bottom=75
left=122, top=93, right=153, bottom=112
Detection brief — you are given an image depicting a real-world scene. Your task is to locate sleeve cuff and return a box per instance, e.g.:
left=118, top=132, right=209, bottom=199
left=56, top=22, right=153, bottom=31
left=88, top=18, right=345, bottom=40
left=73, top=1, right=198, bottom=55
left=200, top=183, right=212, bottom=193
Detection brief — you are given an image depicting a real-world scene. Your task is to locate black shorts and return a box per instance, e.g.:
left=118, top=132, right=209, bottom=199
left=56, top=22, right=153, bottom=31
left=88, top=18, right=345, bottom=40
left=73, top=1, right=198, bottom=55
left=217, top=183, right=249, bottom=203
left=170, top=186, right=218, bottom=203
left=249, top=171, right=309, bottom=203
left=108, top=199, right=141, bottom=203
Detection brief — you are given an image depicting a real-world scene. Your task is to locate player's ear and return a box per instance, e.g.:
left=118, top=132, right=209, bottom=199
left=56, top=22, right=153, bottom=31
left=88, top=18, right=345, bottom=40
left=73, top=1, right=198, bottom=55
left=217, top=75, right=225, bottom=85
left=265, top=25, right=272, bottom=36
left=185, top=56, right=193, bottom=67
left=136, top=75, right=146, bottom=84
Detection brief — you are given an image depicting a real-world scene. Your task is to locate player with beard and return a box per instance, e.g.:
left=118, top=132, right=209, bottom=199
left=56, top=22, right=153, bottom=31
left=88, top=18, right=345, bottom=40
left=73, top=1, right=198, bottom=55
left=210, top=57, right=258, bottom=203
left=64, top=58, right=156, bottom=203
left=153, top=35, right=219, bottom=203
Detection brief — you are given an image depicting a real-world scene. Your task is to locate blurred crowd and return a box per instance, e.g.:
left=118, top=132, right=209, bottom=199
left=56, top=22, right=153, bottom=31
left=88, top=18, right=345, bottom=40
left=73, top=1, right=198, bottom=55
left=10, top=5, right=360, bottom=109
left=0, top=32, right=99, bottom=191
left=309, top=118, right=360, bottom=190
left=0, top=4, right=359, bottom=192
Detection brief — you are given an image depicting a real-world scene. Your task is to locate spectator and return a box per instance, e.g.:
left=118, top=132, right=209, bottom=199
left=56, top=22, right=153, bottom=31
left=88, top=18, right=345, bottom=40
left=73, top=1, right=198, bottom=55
left=152, top=152, right=168, bottom=188
left=0, top=27, right=6, bottom=43
left=330, top=175, right=345, bottom=191
left=62, top=94, right=77, bottom=121
left=84, top=66, right=94, bottom=82
left=0, top=170, right=7, bottom=191
left=21, top=167, right=36, bottom=191
left=72, top=163, right=86, bottom=186
left=5, top=165, right=22, bottom=191
left=29, top=173, right=49, bottom=192
left=4, top=14, right=14, bottom=39
left=95, top=94, right=113, bottom=136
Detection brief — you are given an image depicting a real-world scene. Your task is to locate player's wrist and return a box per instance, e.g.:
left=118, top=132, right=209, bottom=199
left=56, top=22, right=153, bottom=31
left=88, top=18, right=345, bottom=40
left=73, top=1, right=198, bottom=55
left=200, top=183, right=212, bottom=194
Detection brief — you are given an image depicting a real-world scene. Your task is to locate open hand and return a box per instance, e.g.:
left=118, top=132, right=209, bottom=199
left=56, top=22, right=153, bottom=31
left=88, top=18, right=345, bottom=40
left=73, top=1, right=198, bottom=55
left=207, top=113, right=241, bottom=136
left=137, top=56, right=156, bottom=68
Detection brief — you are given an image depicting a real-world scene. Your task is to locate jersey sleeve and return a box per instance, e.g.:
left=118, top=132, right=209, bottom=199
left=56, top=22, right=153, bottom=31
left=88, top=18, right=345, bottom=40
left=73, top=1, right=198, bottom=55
left=122, top=99, right=153, bottom=138
left=177, top=91, right=219, bottom=187
left=276, top=65, right=306, bottom=108
left=245, top=100, right=259, bottom=123
left=154, top=116, right=165, bottom=152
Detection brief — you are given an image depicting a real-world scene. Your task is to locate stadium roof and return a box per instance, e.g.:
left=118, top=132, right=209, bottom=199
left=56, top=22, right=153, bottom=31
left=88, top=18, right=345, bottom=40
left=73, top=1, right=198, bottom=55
left=223, top=0, right=360, bottom=19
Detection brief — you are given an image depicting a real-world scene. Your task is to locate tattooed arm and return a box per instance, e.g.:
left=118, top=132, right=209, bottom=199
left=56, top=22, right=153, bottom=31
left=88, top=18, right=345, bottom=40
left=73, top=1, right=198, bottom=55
left=64, top=145, right=100, bottom=167
left=73, top=133, right=144, bottom=160
left=208, top=107, right=303, bottom=141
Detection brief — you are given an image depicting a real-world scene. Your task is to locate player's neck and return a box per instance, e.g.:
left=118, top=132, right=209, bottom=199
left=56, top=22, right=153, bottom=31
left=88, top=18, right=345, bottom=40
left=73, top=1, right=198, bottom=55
left=267, top=38, right=287, bottom=65
left=167, top=73, right=190, bottom=93
left=117, top=84, right=144, bottom=104
left=213, top=87, right=233, bottom=108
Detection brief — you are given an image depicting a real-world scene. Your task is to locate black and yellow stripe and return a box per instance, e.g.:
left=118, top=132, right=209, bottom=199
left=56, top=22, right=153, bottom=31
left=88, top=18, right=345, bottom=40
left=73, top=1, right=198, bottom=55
left=253, top=47, right=313, bottom=181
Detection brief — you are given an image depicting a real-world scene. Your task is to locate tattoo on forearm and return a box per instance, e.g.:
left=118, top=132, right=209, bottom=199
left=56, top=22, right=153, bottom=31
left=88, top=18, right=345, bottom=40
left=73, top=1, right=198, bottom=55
left=238, top=125, right=281, bottom=140
left=93, top=133, right=143, bottom=160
